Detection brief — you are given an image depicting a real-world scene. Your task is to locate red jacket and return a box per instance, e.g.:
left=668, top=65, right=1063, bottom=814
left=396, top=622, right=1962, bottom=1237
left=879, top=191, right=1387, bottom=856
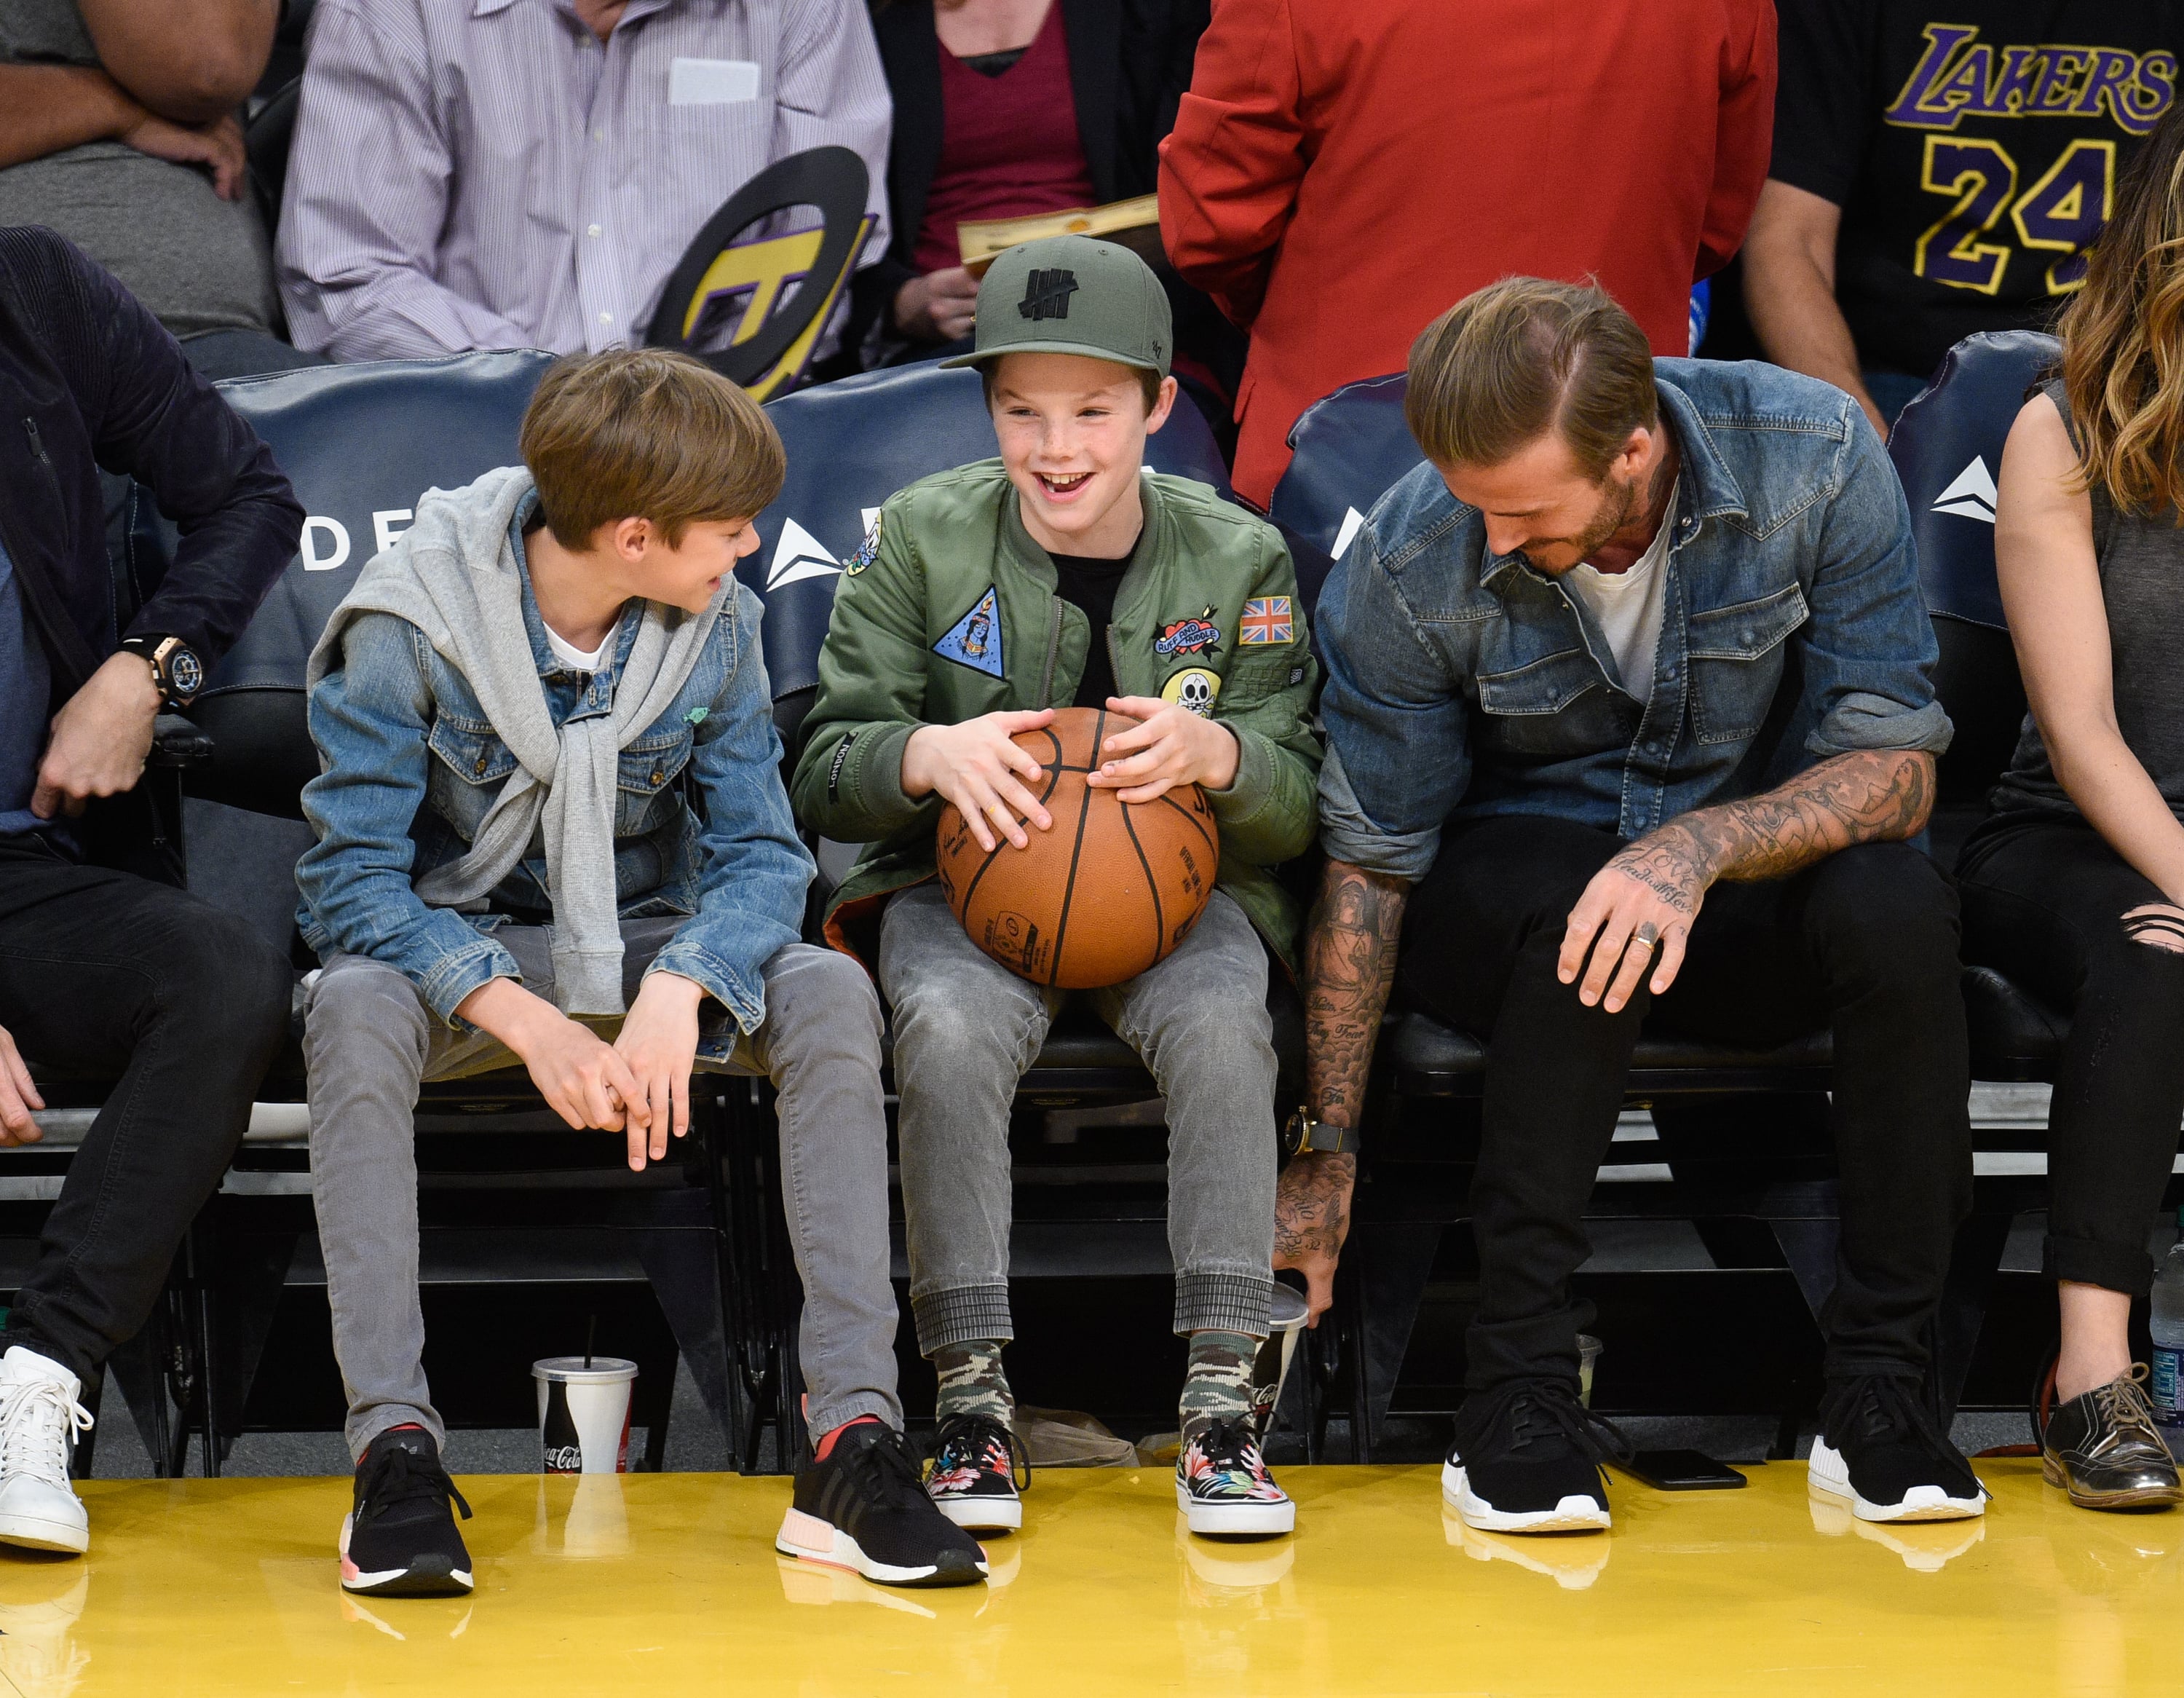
left=1159, top=0, right=1776, bottom=508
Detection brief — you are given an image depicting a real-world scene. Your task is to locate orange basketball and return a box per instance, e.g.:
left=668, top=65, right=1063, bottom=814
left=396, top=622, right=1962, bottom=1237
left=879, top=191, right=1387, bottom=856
left=935, top=706, right=1219, bottom=990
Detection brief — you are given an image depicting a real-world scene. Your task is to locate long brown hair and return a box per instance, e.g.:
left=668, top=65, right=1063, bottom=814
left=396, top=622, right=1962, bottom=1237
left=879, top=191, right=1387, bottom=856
left=2060, top=101, right=2184, bottom=518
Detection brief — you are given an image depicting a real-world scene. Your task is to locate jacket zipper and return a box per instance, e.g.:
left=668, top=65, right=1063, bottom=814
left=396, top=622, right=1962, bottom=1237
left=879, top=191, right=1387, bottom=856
left=1106, top=623, right=1123, bottom=702
left=23, top=416, right=48, bottom=464
left=1037, top=596, right=1061, bottom=708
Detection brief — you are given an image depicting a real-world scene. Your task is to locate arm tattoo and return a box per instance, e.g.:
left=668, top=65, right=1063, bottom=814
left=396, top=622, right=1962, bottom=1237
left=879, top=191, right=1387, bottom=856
left=1647, top=748, right=1936, bottom=888
left=1303, top=858, right=1408, bottom=1127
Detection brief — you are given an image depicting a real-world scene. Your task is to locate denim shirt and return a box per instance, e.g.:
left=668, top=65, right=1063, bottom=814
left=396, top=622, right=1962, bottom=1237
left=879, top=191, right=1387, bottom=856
left=1317, top=359, right=1952, bottom=880
left=296, top=501, right=813, bottom=1038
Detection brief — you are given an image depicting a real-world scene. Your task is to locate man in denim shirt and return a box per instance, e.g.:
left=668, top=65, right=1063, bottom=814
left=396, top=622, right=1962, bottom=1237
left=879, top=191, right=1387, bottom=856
left=1291, top=280, right=1982, bottom=1536
left=297, top=352, right=984, bottom=1596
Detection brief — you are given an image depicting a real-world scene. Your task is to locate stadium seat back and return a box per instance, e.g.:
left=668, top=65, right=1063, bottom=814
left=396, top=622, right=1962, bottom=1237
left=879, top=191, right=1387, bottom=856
left=135, top=351, right=555, bottom=816
left=1886, top=329, right=2058, bottom=808
left=744, top=360, right=1232, bottom=742
left=1265, top=372, right=1417, bottom=612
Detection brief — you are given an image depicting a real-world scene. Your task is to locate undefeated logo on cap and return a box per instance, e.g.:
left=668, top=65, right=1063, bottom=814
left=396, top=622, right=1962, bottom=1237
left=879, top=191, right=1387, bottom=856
left=1018, top=268, right=1079, bottom=321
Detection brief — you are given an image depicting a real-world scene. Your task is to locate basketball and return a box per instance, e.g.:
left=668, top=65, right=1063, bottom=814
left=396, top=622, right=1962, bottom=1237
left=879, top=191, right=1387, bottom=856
left=935, top=706, right=1219, bottom=990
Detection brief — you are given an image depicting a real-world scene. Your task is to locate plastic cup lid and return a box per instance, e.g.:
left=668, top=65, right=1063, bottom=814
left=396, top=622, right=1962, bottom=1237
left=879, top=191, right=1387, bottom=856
left=1269, top=1285, right=1310, bottom=1329
left=533, top=1357, right=639, bottom=1383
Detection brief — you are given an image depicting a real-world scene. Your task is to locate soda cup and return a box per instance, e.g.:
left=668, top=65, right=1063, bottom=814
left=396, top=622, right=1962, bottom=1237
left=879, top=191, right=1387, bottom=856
left=1248, top=1285, right=1312, bottom=1437
left=534, top=1357, right=638, bottom=1474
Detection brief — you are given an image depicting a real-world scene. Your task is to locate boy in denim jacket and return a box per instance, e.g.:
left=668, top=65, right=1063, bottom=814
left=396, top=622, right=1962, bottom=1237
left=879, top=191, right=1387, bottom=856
left=298, top=352, right=983, bottom=1597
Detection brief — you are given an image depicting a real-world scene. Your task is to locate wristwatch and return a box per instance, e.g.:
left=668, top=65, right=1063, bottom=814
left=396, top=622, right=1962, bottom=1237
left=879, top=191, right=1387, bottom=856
left=1282, top=1107, right=1361, bottom=1158
left=120, top=634, right=207, bottom=708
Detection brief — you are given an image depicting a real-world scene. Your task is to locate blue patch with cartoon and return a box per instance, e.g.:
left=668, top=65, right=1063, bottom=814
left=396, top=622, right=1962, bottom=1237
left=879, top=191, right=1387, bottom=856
left=935, top=585, right=1005, bottom=678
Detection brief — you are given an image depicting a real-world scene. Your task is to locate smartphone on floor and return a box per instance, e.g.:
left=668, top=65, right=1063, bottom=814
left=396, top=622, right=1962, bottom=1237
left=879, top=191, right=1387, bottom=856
left=1618, top=1449, right=1747, bottom=1490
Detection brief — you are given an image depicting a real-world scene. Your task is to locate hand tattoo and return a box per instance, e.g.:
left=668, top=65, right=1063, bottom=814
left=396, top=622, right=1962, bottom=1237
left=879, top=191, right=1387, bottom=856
left=1274, top=1151, right=1357, bottom=1264
left=1303, top=860, right=1408, bottom=1128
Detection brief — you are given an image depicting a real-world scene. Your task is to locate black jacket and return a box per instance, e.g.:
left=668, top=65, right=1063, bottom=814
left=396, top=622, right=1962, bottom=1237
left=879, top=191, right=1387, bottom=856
left=0, top=226, right=301, bottom=700
left=850, top=0, right=1207, bottom=348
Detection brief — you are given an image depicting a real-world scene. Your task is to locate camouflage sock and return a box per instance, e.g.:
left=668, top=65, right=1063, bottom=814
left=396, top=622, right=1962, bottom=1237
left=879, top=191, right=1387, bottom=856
left=1179, top=1329, right=1260, bottom=1442
left=933, top=1338, right=1013, bottom=1427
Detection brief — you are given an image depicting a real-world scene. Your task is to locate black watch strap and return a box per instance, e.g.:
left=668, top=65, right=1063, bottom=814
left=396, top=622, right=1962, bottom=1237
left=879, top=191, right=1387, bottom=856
left=121, top=633, right=205, bottom=708
left=1285, top=1109, right=1361, bottom=1157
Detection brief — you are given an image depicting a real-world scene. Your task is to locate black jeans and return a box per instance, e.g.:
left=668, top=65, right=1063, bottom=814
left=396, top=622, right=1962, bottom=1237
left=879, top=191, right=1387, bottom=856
left=1401, top=814, right=1973, bottom=1391
left=0, top=833, right=290, bottom=1381
left=1959, top=816, right=2184, bottom=1297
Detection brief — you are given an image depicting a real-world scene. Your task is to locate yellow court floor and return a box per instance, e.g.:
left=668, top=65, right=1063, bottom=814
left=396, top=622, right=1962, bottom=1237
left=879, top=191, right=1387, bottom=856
left=2, top=1458, right=2179, bottom=1697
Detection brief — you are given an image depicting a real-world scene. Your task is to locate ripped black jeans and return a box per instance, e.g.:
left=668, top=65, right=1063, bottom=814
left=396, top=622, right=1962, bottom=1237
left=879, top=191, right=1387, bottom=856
left=1960, top=816, right=2184, bottom=1296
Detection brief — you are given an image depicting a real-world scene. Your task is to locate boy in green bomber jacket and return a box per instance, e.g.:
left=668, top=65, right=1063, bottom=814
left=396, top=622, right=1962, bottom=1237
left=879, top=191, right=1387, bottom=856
left=790, top=237, right=1322, bottom=1539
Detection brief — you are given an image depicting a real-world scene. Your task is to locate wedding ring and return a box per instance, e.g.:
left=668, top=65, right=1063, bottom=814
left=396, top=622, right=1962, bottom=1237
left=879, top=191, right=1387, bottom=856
left=1633, top=923, right=1661, bottom=951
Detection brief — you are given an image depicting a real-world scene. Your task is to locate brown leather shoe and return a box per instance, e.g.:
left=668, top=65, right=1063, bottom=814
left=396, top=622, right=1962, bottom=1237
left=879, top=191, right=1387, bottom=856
left=2043, top=1366, right=2184, bottom=1512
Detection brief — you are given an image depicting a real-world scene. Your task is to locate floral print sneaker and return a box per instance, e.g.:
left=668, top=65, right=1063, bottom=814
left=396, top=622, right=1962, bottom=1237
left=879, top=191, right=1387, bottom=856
left=926, top=1413, right=1027, bottom=1533
left=1176, top=1418, right=1295, bottom=1537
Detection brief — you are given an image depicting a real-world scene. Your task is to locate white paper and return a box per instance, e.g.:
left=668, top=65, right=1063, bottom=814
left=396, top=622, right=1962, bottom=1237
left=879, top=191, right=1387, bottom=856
left=668, top=58, right=760, bottom=106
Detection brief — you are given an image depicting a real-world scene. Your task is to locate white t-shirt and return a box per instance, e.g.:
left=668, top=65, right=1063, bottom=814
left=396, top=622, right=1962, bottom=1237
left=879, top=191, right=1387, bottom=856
left=1561, top=481, right=1677, bottom=703
left=543, top=621, right=614, bottom=674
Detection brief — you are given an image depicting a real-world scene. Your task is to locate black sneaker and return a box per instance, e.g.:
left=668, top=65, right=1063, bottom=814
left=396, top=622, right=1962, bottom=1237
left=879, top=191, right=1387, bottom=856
left=1176, top=1418, right=1295, bottom=1537
left=340, top=1427, right=474, bottom=1596
left=2042, top=1365, right=2183, bottom=1512
left=1810, top=1374, right=1986, bottom=1523
left=927, top=1413, right=1028, bottom=1533
left=1442, top=1378, right=1626, bottom=1535
left=776, top=1421, right=988, bottom=1587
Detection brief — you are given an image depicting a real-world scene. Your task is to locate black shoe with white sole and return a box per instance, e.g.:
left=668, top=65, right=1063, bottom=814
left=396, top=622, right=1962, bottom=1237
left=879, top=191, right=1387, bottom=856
left=777, top=1421, right=988, bottom=1588
left=1809, top=1375, right=1986, bottom=1523
left=927, top=1413, right=1029, bottom=1533
left=340, top=1426, right=474, bottom=1597
left=1442, top=1377, right=1627, bottom=1535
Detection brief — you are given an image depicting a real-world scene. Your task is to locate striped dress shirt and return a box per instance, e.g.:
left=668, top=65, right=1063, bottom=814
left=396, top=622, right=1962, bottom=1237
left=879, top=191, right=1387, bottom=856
left=276, top=0, right=893, bottom=363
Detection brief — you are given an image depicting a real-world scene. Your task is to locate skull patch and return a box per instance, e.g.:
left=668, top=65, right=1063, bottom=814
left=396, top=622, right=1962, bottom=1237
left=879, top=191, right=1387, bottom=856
left=1160, top=666, right=1222, bottom=718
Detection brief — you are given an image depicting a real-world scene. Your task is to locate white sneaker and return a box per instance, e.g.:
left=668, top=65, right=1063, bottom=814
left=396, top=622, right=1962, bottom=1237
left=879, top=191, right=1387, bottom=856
left=0, top=1349, right=92, bottom=1555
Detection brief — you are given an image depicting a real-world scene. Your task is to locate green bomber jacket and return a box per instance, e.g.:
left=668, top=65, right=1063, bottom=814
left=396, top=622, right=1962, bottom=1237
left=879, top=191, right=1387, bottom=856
left=788, top=459, right=1324, bottom=970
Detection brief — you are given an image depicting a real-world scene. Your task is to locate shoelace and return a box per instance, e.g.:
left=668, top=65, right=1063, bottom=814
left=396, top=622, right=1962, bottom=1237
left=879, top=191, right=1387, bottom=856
left=1458, top=1377, right=1631, bottom=1467
left=0, top=1378, right=91, bottom=1490
left=1190, top=1418, right=1273, bottom=1480
left=932, top=1413, right=1030, bottom=1492
left=844, top=1423, right=936, bottom=1513
left=1831, top=1373, right=1976, bottom=1475
left=359, top=1445, right=472, bottom=1527
left=2085, top=1365, right=2167, bottom=1458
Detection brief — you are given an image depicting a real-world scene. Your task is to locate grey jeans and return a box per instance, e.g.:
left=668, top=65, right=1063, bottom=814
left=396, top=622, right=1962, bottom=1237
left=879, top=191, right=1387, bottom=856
left=879, top=882, right=1277, bottom=1354
left=302, top=919, right=901, bottom=1458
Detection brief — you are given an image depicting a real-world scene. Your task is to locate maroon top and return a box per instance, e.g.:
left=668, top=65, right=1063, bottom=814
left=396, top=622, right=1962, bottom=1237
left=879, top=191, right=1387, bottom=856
left=911, top=2, right=1097, bottom=277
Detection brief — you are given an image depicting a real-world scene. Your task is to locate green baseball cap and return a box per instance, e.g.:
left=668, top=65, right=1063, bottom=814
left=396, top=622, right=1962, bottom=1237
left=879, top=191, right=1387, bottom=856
left=939, top=234, right=1171, bottom=377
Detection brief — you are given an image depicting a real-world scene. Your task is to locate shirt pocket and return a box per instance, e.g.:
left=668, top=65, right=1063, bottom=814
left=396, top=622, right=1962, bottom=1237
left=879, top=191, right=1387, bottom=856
left=616, top=724, right=695, bottom=836
left=1686, top=583, right=1809, bottom=747
left=1474, top=647, right=1626, bottom=759
left=424, top=714, right=519, bottom=840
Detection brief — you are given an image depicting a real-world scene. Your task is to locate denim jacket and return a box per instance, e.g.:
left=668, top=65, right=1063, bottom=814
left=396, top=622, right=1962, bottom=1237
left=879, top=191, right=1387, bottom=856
left=1317, top=359, right=1952, bottom=880
left=296, top=501, right=813, bottom=1040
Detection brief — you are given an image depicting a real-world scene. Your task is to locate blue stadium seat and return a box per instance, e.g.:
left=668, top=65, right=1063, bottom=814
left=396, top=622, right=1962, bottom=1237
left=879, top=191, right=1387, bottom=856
left=1265, top=372, right=1415, bottom=614
left=1886, top=330, right=2070, bottom=1080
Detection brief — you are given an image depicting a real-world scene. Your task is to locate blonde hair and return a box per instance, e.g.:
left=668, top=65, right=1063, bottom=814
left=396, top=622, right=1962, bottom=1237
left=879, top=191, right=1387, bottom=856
left=2058, top=101, right=2184, bottom=518
left=1404, top=277, right=1658, bottom=477
left=518, top=349, right=785, bottom=548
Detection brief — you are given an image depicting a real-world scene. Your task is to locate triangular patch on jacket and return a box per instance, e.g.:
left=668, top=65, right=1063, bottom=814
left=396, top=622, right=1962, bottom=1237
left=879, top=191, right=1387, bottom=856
left=933, top=585, right=1004, bottom=678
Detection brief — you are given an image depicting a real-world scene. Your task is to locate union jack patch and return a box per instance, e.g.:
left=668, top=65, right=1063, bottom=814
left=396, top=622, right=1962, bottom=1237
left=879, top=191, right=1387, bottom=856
left=1238, top=597, right=1293, bottom=644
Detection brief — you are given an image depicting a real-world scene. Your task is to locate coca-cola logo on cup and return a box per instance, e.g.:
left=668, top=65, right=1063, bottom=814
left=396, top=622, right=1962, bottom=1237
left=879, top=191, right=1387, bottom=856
left=543, top=1442, right=584, bottom=1474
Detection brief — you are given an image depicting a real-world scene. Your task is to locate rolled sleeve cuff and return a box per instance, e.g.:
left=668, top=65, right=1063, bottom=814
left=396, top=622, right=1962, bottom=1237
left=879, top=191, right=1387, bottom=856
left=1205, top=724, right=1275, bottom=828
left=1316, top=745, right=1436, bottom=882
left=646, top=942, right=767, bottom=1035
left=422, top=936, right=523, bottom=1027
left=1806, top=691, right=1955, bottom=762
left=848, top=722, right=926, bottom=836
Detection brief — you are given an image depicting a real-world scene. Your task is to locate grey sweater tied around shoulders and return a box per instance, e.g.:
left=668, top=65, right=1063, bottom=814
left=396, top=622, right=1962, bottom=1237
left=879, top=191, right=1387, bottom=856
left=307, top=465, right=725, bottom=1016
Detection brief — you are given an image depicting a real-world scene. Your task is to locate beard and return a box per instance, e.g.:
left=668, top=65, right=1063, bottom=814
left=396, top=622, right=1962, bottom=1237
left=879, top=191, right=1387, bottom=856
left=1524, top=467, right=1642, bottom=573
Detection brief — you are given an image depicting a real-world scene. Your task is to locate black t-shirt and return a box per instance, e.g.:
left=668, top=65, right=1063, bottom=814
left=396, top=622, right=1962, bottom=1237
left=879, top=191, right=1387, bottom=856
left=1772, top=2, right=2182, bottom=379
left=1047, top=545, right=1135, bottom=708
